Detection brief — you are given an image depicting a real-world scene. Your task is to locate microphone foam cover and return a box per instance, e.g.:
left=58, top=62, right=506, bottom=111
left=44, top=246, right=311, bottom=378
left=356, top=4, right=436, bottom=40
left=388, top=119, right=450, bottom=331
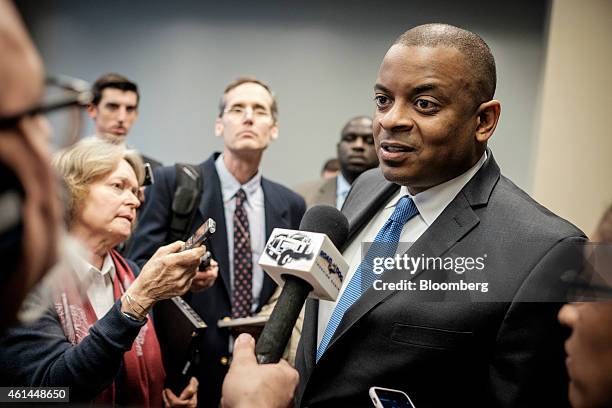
left=299, top=205, right=349, bottom=249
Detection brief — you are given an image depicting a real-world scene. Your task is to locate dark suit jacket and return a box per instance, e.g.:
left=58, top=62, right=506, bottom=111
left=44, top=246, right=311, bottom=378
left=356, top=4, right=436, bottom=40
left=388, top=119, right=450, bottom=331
left=0, top=258, right=146, bottom=404
left=127, top=152, right=306, bottom=407
left=295, top=152, right=585, bottom=408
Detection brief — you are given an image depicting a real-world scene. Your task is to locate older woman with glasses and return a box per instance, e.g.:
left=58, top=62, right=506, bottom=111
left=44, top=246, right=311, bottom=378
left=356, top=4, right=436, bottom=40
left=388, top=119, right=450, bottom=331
left=0, top=138, right=204, bottom=406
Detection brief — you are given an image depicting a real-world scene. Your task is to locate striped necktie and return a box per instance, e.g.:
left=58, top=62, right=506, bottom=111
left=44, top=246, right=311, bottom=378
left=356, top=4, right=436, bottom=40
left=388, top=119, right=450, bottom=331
left=316, top=195, right=419, bottom=362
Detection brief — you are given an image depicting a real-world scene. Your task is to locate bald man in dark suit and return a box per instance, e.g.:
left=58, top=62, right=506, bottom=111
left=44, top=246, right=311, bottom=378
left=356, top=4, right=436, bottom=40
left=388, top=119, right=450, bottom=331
left=296, top=23, right=584, bottom=408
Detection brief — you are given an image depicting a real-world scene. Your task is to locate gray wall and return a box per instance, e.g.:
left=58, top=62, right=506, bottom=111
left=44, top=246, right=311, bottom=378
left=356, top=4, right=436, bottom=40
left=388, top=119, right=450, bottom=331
left=17, top=0, right=549, bottom=190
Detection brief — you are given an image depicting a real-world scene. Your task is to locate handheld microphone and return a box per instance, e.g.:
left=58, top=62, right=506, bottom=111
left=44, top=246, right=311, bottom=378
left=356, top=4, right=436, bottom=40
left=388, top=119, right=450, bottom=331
left=255, top=205, right=349, bottom=364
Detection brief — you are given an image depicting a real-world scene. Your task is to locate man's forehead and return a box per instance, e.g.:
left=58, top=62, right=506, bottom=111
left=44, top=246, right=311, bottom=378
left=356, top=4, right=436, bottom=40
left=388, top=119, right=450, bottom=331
left=376, top=44, right=470, bottom=92
left=225, top=82, right=273, bottom=106
left=100, top=88, right=138, bottom=103
left=384, top=43, right=464, bottom=64
left=343, top=120, right=372, bottom=136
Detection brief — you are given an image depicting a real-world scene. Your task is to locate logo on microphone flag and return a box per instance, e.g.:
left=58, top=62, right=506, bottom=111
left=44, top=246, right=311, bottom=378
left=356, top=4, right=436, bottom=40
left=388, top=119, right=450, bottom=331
left=259, top=229, right=349, bottom=301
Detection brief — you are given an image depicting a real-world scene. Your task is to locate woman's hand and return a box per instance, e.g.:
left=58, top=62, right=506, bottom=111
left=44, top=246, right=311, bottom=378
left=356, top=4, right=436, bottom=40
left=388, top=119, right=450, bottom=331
left=190, top=259, right=219, bottom=292
left=125, top=241, right=205, bottom=314
left=163, top=377, right=198, bottom=407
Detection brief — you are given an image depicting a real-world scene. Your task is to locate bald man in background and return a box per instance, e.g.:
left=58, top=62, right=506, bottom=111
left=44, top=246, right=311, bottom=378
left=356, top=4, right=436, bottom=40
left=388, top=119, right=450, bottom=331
left=295, top=116, right=378, bottom=209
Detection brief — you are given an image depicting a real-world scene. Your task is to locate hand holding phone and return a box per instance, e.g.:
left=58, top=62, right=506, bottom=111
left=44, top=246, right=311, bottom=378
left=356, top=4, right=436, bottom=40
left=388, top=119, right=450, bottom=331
left=369, top=387, right=415, bottom=408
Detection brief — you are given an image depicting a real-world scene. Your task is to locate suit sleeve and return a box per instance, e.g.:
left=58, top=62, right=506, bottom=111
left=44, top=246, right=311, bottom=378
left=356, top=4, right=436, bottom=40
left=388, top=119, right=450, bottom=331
left=489, top=236, right=585, bottom=408
left=0, top=299, right=145, bottom=402
left=126, top=166, right=175, bottom=268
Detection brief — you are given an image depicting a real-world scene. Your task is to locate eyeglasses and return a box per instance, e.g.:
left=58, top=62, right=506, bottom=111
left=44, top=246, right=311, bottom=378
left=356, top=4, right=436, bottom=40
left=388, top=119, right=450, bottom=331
left=0, top=75, right=93, bottom=149
left=562, top=270, right=612, bottom=298
left=224, top=105, right=272, bottom=119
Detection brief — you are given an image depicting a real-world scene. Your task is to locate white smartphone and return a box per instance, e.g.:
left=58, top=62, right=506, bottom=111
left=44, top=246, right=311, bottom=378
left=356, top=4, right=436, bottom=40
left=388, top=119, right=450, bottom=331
left=369, top=386, right=416, bottom=408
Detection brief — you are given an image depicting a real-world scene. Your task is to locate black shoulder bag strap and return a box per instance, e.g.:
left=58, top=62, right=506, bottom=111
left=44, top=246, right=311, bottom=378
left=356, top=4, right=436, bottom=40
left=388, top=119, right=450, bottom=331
left=169, top=163, right=203, bottom=242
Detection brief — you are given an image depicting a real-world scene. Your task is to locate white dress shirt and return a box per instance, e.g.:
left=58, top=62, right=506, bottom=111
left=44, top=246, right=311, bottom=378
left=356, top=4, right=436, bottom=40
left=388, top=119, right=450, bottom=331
left=71, top=252, right=116, bottom=320
left=215, top=154, right=266, bottom=312
left=317, top=152, right=488, bottom=347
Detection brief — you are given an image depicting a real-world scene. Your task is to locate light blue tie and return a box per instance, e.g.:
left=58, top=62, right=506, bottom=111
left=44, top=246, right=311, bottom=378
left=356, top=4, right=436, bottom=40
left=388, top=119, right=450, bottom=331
left=316, top=195, right=419, bottom=362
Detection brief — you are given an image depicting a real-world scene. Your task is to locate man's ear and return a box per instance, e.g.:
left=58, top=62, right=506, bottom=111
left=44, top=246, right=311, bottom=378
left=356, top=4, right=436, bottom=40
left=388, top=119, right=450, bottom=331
left=270, top=124, right=279, bottom=141
left=474, top=100, right=501, bottom=143
left=214, top=117, right=223, bottom=138
left=86, top=104, right=97, bottom=120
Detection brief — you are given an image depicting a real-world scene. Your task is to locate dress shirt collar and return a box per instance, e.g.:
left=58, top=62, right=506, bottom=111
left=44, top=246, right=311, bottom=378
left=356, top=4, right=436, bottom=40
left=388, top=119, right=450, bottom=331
left=215, top=153, right=262, bottom=204
left=71, top=251, right=116, bottom=287
left=385, top=151, right=488, bottom=226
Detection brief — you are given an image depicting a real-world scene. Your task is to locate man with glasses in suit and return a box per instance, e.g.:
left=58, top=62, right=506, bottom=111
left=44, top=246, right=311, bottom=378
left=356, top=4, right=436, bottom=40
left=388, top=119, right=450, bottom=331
left=128, top=76, right=305, bottom=407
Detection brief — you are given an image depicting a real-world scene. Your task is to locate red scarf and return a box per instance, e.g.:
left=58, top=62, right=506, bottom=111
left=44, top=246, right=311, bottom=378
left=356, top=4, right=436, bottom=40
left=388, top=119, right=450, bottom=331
left=54, top=249, right=165, bottom=406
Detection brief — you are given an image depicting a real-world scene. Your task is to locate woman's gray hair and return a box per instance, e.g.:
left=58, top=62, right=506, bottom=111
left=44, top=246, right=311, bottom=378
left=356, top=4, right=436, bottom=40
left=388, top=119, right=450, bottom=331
left=52, top=138, right=144, bottom=225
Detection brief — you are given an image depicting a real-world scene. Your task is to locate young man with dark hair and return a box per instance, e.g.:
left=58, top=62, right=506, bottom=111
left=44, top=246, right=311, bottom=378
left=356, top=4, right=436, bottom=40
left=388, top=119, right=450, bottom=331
left=88, top=72, right=161, bottom=168
left=88, top=73, right=139, bottom=142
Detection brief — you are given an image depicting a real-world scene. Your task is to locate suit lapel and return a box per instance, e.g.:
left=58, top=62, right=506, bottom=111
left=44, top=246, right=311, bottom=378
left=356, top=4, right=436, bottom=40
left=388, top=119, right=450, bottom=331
left=197, top=154, right=232, bottom=299
left=342, top=169, right=400, bottom=251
